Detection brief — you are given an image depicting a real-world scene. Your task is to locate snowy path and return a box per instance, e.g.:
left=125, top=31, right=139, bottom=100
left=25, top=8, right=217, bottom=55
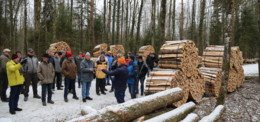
left=0, top=80, right=134, bottom=122
left=243, top=63, right=259, bottom=76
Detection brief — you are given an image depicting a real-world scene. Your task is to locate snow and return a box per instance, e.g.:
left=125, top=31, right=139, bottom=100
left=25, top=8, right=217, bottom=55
left=181, top=113, right=199, bottom=122
left=145, top=102, right=196, bottom=122
left=0, top=80, right=132, bottom=122
left=243, top=63, right=259, bottom=76
left=199, top=105, right=225, bottom=122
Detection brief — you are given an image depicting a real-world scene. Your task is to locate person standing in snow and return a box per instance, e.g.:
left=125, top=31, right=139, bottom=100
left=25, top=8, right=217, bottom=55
left=53, top=52, right=63, bottom=90
left=62, top=51, right=79, bottom=102
left=0, top=48, right=11, bottom=102
left=74, top=52, right=85, bottom=88
left=37, top=54, right=55, bottom=106
left=127, top=55, right=138, bottom=99
left=137, top=56, right=148, bottom=96
left=102, top=57, right=128, bottom=103
left=95, top=54, right=108, bottom=95
left=6, top=54, right=26, bottom=114
left=80, top=52, right=94, bottom=102
left=146, top=53, right=158, bottom=71
left=105, top=51, right=113, bottom=85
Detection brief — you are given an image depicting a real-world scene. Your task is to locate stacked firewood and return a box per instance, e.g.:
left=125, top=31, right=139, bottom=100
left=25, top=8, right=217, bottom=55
left=138, top=45, right=155, bottom=59
left=93, top=43, right=108, bottom=57
left=48, top=41, right=71, bottom=53
left=201, top=45, right=244, bottom=93
left=109, top=45, right=125, bottom=56
left=146, top=40, right=204, bottom=106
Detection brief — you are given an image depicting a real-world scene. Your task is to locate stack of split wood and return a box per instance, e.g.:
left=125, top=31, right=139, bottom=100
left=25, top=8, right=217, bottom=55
left=93, top=43, right=108, bottom=57
left=48, top=41, right=71, bottom=53
left=109, top=45, right=125, bottom=56
left=138, top=45, right=155, bottom=59
left=201, top=45, right=244, bottom=93
left=146, top=40, right=204, bottom=106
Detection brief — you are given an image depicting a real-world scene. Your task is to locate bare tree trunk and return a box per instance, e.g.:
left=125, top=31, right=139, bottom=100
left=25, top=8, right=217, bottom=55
left=172, top=0, right=176, bottom=40
left=179, top=0, right=184, bottom=40
left=198, top=0, right=206, bottom=55
left=116, top=0, right=120, bottom=44
left=120, top=0, right=124, bottom=44
left=112, top=0, right=116, bottom=44
left=71, top=0, right=73, bottom=30
left=9, top=0, right=13, bottom=49
left=90, top=0, right=95, bottom=48
left=103, top=0, right=107, bottom=43
left=124, top=0, right=129, bottom=46
left=80, top=0, right=84, bottom=50
left=159, top=0, right=167, bottom=44
left=190, top=0, right=196, bottom=41
left=136, top=0, right=144, bottom=48
left=24, top=0, right=28, bottom=53
left=151, top=0, right=156, bottom=46
left=34, top=0, right=41, bottom=53
left=258, top=0, right=260, bottom=82
left=130, top=0, right=137, bottom=51
left=167, top=0, right=173, bottom=40
left=107, top=0, right=112, bottom=44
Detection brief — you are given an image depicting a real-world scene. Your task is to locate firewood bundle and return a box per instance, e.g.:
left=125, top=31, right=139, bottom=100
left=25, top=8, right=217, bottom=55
left=138, top=45, right=155, bottom=58
left=202, top=45, right=244, bottom=92
left=93, top=43, right=108, bottom=57
left=199, top=67, right=222, bottom=97
left=48, top=41, right=71, bottom=53
left=146, top=40, right=204, bottom=106
left=109, top=45, right=125, bottom=56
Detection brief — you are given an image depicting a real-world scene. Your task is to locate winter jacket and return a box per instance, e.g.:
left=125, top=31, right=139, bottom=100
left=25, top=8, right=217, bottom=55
left=23, top=56, right=39, bottom=73
left=137, top=61, right=148, bottom=78
left=95, top=60, right=108, bottom=79
left=146, top=55, right=158, bottom=71
left=106, top=55, right=114, bottom=69
left=37, top=61, right=55, bottom=84
left=127, top=61, right=138, bottom=84
left=54, top=57, right=62, bottom=72
left=6, top=60, right=25, bottom=86
left=80, top=59, right=94, bottom=82
left=74, top=56, right=83, bottom=73
left=102, top=64, right=128, bottom=90
left=0, top=54, right=10, bottom=73
left=62, top=59, right=77, bottom=79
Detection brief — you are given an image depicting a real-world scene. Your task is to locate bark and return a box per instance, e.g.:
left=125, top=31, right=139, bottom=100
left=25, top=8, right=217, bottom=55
left=103, top=0, right=107, bottom=43
left=172, top=0, right=176, bottom=40
left=80, top=0, right=84, bottom=50
left=120, top=1, right=124, bottom=44
left=159, top=0, right=167, bottom=44
left=167, top=0, right=173, bottom=40
left=198, top=0, right=206, bottom=55
left=136, top=0, right=144, bottom=47
left=258, top=0, right=260, bottom=83
left=200, top=105, right=225, bottom=122
left=34, top=0, right=41, bottom=53
left=190, top=0, right=196, bottom=41
left=107, top=0, right=112, bottom=44
left=116, top=0, right=120, bottom=44
left=151, top=0, right=156, bottom=46
left=179, top=0, right=184, bottom=40
left=24, top=0, right=28, bottom=53
left=112, top=0, right=116, bottom=44
left=130, top=0, right=137, bottom=51
left=124, top=0, right=129, bottom=46
left=90, top=0, right=95, bottom=48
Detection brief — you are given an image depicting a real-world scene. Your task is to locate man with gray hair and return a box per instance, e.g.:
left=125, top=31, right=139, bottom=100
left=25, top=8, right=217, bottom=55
left=0, top=48, right=11, bottom=102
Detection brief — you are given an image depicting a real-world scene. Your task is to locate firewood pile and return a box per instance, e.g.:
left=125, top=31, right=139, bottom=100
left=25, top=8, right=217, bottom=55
left=138, top=45, right=155, bottom=58
left=93, top=43, right=108, bottom=57
left=145, top=40, right=204, bottom=106
left=201, top=45, right=244, bottom=93
left=48, top=41, right=71, bottom=53
left=109, top=45, right=125, bottom=56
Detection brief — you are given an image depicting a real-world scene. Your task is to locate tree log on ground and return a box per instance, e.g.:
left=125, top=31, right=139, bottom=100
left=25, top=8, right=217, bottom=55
left=181, top=113, right=199, bottom=122
left=199, top=105, right=225, bottom=122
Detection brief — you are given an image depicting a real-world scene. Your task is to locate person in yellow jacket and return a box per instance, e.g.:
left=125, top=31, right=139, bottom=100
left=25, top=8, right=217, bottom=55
left=95, top=55, right=108, bottom=95
left=6, top=54, right=27, bottom=114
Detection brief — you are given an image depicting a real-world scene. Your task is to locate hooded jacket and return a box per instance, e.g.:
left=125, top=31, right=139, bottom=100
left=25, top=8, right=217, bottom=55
left=37, top=61, right=55, bottom=84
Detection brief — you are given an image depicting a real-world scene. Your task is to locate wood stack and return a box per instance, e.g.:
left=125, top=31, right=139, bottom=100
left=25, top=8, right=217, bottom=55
left=48, top=41, right=71, bottom=53
left=138, top=45, right=155, bottom=58
left=146, top=40, right=204, bottom=106
left=199, top=67, right=222, bottom=97
left=201, top=45, right=244, bottom=92
left=92, top=43, right=108, bottom=57
left=109, top=45, right=125, bottom=56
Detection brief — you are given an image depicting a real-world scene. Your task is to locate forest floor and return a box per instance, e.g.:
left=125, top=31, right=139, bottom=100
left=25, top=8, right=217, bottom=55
left=0, top=63, right=259, bottom=122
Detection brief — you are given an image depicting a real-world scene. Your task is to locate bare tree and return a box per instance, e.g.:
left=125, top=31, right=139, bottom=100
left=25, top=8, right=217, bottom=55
left=198, top=0, right=206, bottom=55
left=116, top=0, right=120, bottom=43
left=34, top=0, right=41, bottom=53
left=112, top=0, right=116, bottom=44
left=190, top=0, right=196, bottom=41
left=24, top=0, right=28, bottom=53
left=172, top=0, right=176, bottom=40
left=179, top=0, right=184, bottom=40
left=159, top=0, right=167, bottom=44
left=107, top=0, right=112, bottom=44
left=136, top=0, right=144, bottom=47
left=151, top=0, right=156, bottom=46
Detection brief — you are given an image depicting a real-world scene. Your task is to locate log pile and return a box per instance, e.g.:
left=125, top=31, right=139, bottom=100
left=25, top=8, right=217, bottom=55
left=93, top=43, right=108, bottom=57
left=48, top=41, right=71, bottom=53
left=199, top=105, right=225, bottom=122
left=201, top=45, right=244, bottom=92
left=146, top=40, right=204, bottom=106
left=109, top=45, right=125, bottom=56
left=138, top=45, right=155, bottom=58
left=199, top=67, right=222, bottom=97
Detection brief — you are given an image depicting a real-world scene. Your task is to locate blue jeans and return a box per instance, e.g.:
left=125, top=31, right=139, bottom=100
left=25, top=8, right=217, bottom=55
left=64, top=78, right=77, bottom=99
left=128, top=83, right=136, bottom=99
left=82, top=81, right=91, bottom=98
left=41, top=83, right=52, bottom=102
left=9, top=85, right=22, bottom=111
left=114, top=88, right=126, bottom=103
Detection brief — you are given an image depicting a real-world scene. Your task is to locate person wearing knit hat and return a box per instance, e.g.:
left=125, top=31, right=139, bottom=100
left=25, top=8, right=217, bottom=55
left=6, top=54, right=25, bottom=114
left=62, top=51, right=79, bottom=102
left=102, top=56, right=128, bottom=103
left=0, top=48, right=11, bottom=102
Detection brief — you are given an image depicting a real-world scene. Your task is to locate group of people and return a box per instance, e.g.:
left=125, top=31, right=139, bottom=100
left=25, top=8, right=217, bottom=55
left=0, top=48, right=159, bottom=115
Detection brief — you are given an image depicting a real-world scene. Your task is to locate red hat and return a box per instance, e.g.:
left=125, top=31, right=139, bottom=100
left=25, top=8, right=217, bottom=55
left=66, top=51, right=72, bottom=58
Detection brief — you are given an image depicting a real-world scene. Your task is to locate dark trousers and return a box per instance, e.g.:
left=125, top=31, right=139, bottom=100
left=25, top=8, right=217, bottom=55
left=54, top=72, right=62, bottom=89
left=23, top=73, right=39, bottom=97
left=110, top=76, right=115, bottom=91
left=139, top=77, right=145, bottom=95
left=64, top=78, right=77, bottom=99
left=9, top=85, right=22, bottom=111
left=77, top=73, right=81, bottom=87
left=41, top=84, right=52, bottom=102
left=96, top=78, right=105, bottom=94
left=114, top=88, right=126, bottom=103
left=128, top=83, right=136, bottom=99
left=0, top=72, right=8, bottom=100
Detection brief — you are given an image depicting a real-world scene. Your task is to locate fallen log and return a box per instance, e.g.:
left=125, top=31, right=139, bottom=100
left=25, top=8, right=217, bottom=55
left=110, top=45, right=125, bottom=56
left=70, top=88, right=183, bottom=122
left=48, top=41, right=71, bottom=53
left=199, top=105, right=225, bottom=122
left=181, top=113, right=199, bottom=122
left=144, top=102, right=196, bottom=122
left=138, top=45, right=155, bottom=58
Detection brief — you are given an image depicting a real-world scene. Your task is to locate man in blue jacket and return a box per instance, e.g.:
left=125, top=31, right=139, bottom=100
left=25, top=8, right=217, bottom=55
left=127, top=55, right=138, bottom=99
left=102, top=57, right=128, bottom=103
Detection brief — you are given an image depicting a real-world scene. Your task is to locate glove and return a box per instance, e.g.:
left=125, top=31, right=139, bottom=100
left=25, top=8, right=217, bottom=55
left=20, top=58, right=28, bottom=65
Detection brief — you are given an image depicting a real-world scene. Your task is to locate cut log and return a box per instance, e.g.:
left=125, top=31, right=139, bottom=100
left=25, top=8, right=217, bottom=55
left=110, top=45, right=125, bottom=56
left=144, top=102, right=196, bottom=122
left=199, top=105, right=225, bottom=122
left=70, top=88, right=183, bottom=122
left=138, top=45, right=155, bottom=58
left=188, top=70, right=205, bottom=102
left=48, top=41, right=71, bottom=53
left=181, top=113, right=200, bottom=122
left=92, top=43, right=108, bottom=57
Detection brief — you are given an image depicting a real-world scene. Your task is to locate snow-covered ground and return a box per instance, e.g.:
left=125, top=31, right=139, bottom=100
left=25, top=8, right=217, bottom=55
left=0, top=63, right=258, bottom=122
